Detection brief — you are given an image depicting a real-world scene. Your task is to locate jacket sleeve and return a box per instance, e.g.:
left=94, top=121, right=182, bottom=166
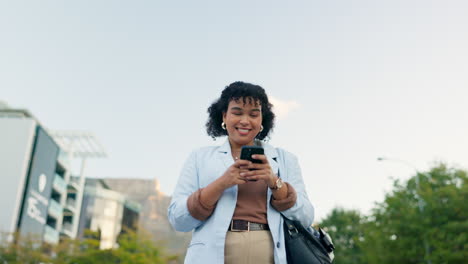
left=279, top=150, right=315, bottom=228
left=270, top=182, right=297, bottom=211
left=187, top=188, right=216, bottom=221
left=167, top=150, right=204, bottom=232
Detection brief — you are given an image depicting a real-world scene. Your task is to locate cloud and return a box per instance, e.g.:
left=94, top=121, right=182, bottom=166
left=269, top=96, right=301, bottom=120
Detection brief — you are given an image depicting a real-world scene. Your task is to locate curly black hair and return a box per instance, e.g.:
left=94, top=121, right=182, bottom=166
left=206, top=81, right=275, bottom=140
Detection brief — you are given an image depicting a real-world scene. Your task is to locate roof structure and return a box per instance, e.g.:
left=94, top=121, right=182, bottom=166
left=0, top=107, right=106, bottom=159
left=50, top=131, right=107, bottom=159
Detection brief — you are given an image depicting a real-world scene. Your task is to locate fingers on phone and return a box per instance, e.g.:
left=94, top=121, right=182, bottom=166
left=249, top=163, right=264, bottom=170
left=236, top=160, right=250, bottom=167
left=251, top=154, right=267, bottom=162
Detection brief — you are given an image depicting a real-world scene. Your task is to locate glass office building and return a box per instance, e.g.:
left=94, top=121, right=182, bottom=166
left=77, top=178, right=141, bottom=249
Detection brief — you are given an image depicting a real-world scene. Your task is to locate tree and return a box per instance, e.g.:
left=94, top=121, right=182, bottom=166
left=360, top=163, right=468, bottom=264
left=53, top=228, right=176, bottom=264
left=319, top=208, right=365, bottom=264
left=0, top=232, right=51, bottom=264
left=0, top=228, right=177, bottom=264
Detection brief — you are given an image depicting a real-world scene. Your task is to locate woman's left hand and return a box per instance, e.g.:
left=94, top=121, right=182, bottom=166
left=240, top=154, right=277, bottom=188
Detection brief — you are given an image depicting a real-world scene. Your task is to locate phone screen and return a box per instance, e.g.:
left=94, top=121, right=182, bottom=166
left=240, top=146, right=264, bottom=163
left=240, top=146, right=264, bottom=181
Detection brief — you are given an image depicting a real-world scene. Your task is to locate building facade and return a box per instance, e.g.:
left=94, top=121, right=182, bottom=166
left=1, top=105, right=139, bottom=251
left=77, top=179, right=140, bottom=249
left=0, top=108, right=89, bottom=244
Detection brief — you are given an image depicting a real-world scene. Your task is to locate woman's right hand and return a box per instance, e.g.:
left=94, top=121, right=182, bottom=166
left=219, top=159, right=252, bottom=189
left=197, top=159, right=252, bottom=211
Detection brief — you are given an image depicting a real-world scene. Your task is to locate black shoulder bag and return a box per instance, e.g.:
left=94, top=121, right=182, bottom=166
left=283, top=217, right=334, bottom=264
left=273, top=156, right=335, bottom=264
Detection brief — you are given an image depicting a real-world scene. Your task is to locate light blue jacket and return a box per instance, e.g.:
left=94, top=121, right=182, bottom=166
left=167, top=140, right=315, bottom=264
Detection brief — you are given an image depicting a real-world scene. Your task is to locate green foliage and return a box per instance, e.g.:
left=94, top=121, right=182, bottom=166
left=54, top=229, right=176, bottom=264
left=0, top=229, right=178, bottom=264
left=0, top=233, right=50, bottom=264
left=319, top=208, right=365, bottom=264
left=319, top=163, right=468, bottom=264
left=361, top=164, right=468, bottom=264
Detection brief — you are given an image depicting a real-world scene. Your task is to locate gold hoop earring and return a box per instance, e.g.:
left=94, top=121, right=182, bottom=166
left=221, top=122, right=226, bottom=130
left=259, top=125, right=264, bottom=132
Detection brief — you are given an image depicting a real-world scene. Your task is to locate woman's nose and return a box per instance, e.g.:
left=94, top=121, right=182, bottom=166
left=239, top=115, right=249, bottom=124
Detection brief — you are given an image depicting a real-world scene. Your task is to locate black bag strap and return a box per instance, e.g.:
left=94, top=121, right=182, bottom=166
left=273, top=154, right=335, bottom=254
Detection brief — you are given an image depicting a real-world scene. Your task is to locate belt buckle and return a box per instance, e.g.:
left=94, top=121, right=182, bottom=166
left=230, top=220, right=250, bottom=232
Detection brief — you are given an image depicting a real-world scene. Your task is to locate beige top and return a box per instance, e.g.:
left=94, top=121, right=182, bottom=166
left=187, top=181, right=297, bottom=223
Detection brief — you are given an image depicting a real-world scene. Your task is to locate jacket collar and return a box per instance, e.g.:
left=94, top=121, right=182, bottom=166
left=218, top=138, right=278, bottom=157
left=217, top=138, right=279, bottom=169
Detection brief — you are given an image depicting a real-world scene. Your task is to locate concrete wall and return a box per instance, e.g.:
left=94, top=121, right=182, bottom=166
left=0, top=118, right=36, bottom=234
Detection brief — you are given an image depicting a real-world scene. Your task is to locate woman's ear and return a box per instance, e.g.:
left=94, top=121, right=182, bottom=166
left=222, top=112, right=226, bottom=122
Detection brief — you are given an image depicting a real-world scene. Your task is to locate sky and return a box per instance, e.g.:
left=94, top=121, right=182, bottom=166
left=1, top=0, right=467, bottom=221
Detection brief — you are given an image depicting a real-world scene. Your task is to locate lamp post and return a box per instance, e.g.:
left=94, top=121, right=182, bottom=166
left=377, top=157, right=431, bottom=264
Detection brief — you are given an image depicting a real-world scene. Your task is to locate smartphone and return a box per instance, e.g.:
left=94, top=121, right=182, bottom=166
left=240, top=146, right=264, bottom=181
left=240, top=145, right=264, bottom=163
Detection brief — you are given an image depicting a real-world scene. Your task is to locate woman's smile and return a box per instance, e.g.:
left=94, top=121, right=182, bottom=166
left=222, top=98, right=263, bottom=149
left=236, top=127, right=252, bottom=136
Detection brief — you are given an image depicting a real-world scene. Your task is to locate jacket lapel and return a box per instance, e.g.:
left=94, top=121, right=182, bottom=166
left=218, top=139, right=234, bottom=169
left=261, top=141, right=279, bottom=176
left=217, top=139, right=279, bottom=175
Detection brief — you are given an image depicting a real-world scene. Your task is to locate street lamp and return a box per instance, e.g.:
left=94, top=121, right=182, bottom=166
left=377, top=157, right=431, bottom=264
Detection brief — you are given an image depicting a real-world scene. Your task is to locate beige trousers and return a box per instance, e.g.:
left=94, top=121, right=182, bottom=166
left=224, top=230, right=274, bottom=264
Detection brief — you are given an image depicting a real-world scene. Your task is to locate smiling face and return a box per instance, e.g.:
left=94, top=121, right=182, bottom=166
left=223, top=98, right=263, bottom=150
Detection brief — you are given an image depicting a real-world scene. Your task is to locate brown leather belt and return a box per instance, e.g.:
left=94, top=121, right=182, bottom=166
left=229, top=219, right=270, bottom=232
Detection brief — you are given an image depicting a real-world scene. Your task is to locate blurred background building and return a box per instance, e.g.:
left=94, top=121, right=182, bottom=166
left=0, top=104, right=139, bottom=249
left=98, top=178, right=191, bottom=255
left=77, top=178, right=141, bottom=249
left=0, top=102, right=188, bottom=255
left=0, top=106, right=75, bottom=244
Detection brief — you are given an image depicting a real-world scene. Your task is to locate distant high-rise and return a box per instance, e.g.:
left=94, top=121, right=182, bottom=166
left=0, top=106, right=106, bottom=245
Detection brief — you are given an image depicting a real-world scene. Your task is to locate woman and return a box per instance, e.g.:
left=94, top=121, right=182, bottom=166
left=168, top=82, right=314, bottom=264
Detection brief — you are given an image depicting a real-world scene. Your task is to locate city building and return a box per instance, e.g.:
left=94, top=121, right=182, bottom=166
left=77, top=178, right=141, bottom=249
left=0, top=104, right=105, bottom=245
left=98, top=178, right=191, bottom=256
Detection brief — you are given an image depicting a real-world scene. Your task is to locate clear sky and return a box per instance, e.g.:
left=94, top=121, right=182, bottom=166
left=2, top=1, right=467, bottom=221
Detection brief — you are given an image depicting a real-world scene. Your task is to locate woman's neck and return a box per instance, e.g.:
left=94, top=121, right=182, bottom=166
left=228, top=138, right=256, bottom=154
